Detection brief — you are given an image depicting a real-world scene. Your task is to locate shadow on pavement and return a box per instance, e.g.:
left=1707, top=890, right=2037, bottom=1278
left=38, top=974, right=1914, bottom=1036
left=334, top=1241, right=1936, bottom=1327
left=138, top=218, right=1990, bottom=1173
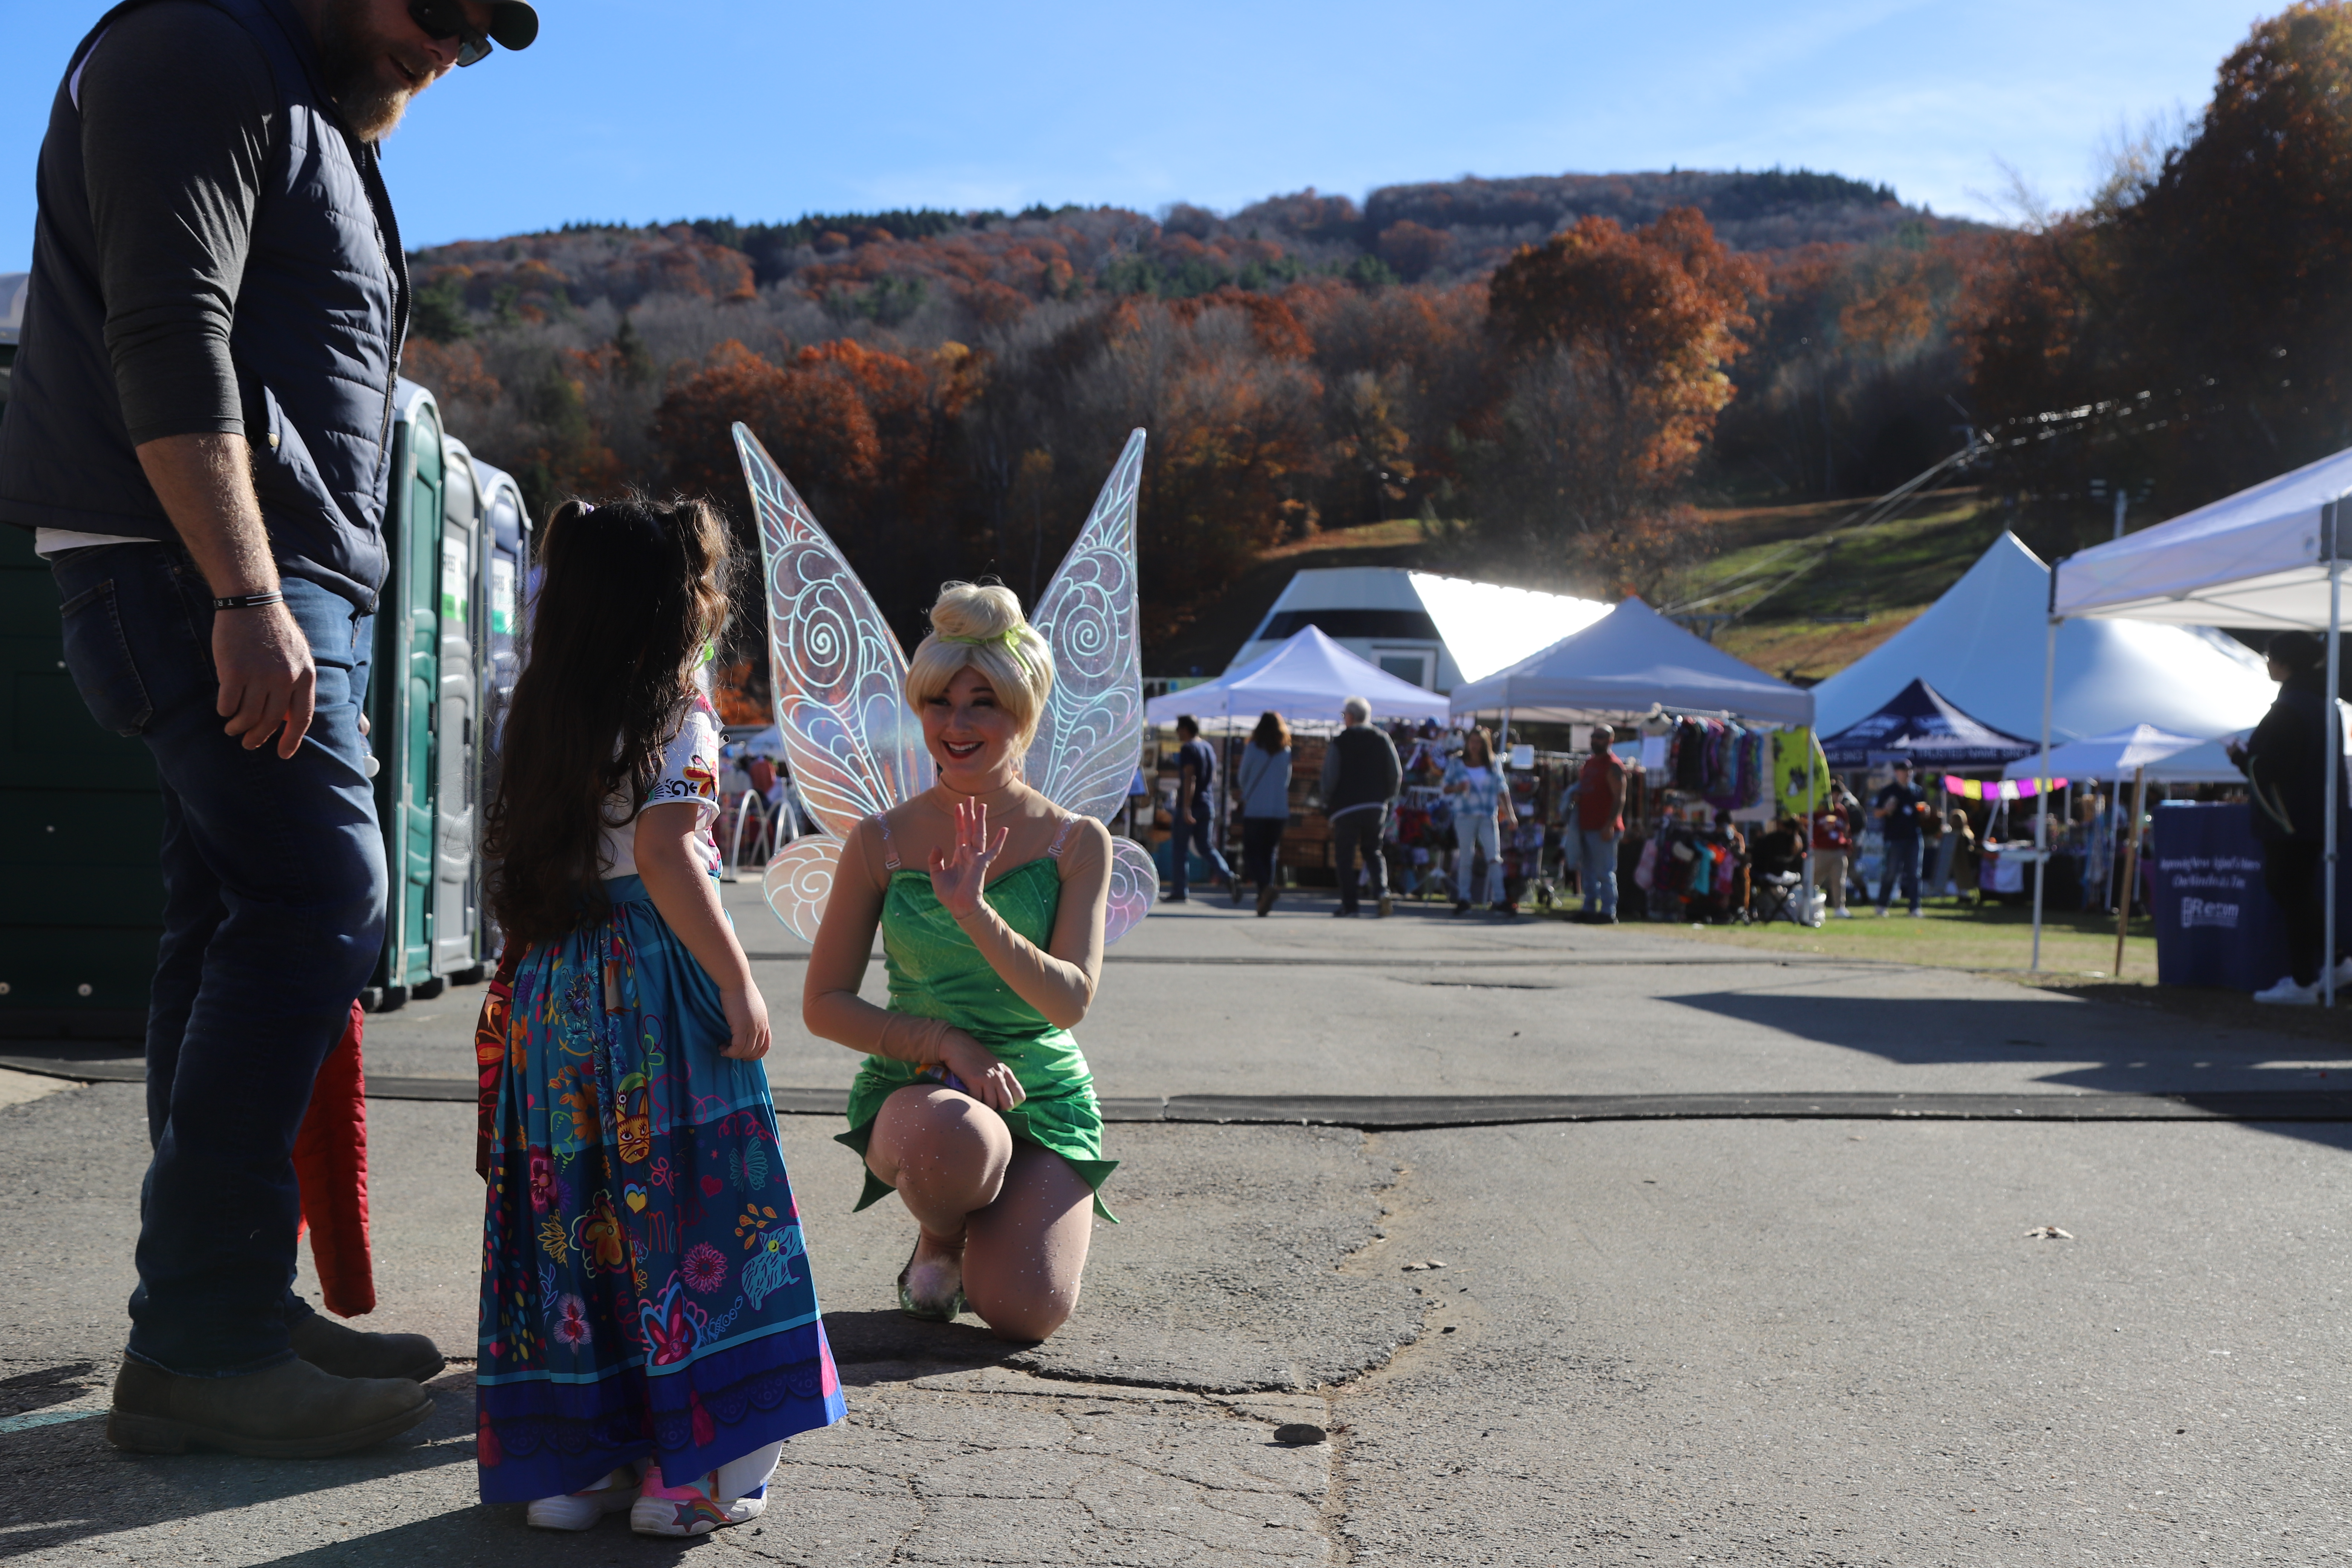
left=0, top=1368, right=476, bottom=1560
left=1667, top=987, right=2352, bottom=1147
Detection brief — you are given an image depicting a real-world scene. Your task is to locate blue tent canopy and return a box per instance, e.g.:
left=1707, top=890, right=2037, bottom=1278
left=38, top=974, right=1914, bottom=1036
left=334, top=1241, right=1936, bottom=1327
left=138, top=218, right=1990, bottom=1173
left=1819, top=677, right=2037, bottom=768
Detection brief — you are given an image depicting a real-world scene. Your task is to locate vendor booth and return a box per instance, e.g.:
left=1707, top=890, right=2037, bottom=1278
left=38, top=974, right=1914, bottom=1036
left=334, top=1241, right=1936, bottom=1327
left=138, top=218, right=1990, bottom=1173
left=1451, top=599, right=1823, bottom=923
left=1141, top=627, right=1448, bottom=892
left=2047, top=443, right=2352, bottom=994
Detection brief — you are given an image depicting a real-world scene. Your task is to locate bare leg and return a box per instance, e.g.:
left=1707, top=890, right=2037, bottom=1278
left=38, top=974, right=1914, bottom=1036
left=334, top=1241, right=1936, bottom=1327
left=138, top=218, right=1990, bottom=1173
left=865, top=1086, right=1013, bottom=1305
left=962, top=1143, right=1094, bottom=1341
left=864, top=1086, right=1095, bottom=1340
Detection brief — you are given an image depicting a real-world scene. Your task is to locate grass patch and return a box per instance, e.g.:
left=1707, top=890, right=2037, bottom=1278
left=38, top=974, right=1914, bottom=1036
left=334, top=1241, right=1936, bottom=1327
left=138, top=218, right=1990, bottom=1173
left=1631, top=898, right=2158, bottom=980
left=1667, top=490, right=2008, bottom=623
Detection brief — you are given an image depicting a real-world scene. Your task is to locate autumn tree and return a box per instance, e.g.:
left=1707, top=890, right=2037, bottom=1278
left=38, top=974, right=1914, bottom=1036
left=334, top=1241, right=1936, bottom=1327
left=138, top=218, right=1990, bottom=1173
left=1476, top=208, right=1760, bottom=593
left=1960, top=2, right=2352, bottom=515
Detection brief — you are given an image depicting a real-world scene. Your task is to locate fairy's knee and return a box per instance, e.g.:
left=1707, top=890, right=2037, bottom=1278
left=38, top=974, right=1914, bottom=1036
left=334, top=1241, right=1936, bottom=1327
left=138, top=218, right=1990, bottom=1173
left=872, top=1087, right=1012, bottom=1194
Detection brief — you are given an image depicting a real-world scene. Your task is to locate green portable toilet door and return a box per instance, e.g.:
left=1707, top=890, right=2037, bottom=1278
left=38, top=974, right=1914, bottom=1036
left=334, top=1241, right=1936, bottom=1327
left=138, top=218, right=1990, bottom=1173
left=433, top=441, right=480, bottom=974
left=397, top=404, right=443, bottom=984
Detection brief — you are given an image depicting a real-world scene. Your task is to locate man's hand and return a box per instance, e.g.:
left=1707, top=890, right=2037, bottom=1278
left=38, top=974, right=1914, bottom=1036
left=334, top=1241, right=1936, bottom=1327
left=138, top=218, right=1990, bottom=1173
left=216, top=600, right=315, bottom=756
left=136, top=432, right=315, bottom=757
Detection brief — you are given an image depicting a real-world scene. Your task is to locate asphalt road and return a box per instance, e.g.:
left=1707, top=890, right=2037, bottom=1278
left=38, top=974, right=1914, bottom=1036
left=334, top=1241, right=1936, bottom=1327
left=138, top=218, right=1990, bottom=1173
left=3, top=884, right=2348, bottom=1565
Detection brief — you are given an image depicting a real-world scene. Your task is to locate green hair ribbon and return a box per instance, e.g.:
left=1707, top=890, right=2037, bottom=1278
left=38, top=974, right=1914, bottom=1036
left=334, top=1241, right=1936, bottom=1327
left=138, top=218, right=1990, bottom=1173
left=941, top=627, right=1030, bottom=675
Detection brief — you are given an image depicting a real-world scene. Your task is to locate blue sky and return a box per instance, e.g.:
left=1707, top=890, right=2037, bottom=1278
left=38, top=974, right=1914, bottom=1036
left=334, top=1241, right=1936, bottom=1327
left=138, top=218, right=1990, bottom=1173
left=2, top=0, right=2269, bottom=267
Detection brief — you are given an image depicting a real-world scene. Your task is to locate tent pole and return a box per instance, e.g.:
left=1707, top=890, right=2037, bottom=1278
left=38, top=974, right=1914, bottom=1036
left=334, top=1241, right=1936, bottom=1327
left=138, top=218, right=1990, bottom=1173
left=2115, top=764, right=2145, bottom=977
left=2328, top=556, right=2341, bottom=1008
left=1803, top=729, right=1817, bottom=921
left=2030, top=616, right=2057, bottom=972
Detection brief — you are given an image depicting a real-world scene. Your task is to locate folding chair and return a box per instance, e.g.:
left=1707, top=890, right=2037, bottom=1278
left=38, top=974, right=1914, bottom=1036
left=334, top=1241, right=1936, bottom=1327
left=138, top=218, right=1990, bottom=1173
left=1750, top=870, right=1806, bottom=926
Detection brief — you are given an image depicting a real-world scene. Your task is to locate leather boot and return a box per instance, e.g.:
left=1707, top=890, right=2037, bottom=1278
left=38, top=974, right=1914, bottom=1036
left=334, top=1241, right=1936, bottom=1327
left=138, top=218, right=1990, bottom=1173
left=289, top=1312, right=447, bottom=1382
left=107, top=1354, right=433, bottom=1459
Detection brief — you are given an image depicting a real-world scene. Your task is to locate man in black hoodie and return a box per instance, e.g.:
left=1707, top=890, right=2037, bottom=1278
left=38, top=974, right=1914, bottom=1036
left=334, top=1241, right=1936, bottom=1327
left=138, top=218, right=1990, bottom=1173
left=2229, top=630, right=2350, bottom=1003
left=1320, top=696, right=1402, bottom=917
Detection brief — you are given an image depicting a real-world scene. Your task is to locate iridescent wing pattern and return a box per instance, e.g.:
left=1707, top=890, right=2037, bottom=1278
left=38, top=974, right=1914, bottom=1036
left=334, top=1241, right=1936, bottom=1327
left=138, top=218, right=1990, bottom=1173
left=1023, top=430, right=1156, bottom=939
left=1023, top=429, right=1146, bottom=824
left=761, top=835, right=843, bottom=946
left=736, top=422, right=932, bottom=942
left=736, top=422, right=933, bottom=833
left=1104, top=835, right=1157, bottom=946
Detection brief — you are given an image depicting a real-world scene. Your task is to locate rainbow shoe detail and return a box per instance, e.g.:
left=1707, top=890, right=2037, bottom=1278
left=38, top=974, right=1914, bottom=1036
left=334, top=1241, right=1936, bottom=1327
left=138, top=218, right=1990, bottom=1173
left=629, top=1462, right=767, bottom=1537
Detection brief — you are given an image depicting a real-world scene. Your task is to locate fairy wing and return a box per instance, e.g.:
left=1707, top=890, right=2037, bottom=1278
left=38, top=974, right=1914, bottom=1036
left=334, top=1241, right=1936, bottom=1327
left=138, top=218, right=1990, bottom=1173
left=1023, top=430, right=1156, bottom=941
left=1024, top=429, right=1145, bottom=822
left=737, top=423, right=931, bottom=941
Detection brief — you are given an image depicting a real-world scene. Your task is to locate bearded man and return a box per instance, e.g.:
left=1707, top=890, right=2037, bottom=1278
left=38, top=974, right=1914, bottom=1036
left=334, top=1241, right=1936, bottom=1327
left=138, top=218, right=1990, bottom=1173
left=0, top=0, right=536, bottom=1458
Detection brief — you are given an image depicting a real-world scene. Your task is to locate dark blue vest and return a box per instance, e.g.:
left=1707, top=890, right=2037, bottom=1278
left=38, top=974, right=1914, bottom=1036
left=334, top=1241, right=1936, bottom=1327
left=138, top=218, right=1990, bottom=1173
left=0, top=0, right=406, bottom=611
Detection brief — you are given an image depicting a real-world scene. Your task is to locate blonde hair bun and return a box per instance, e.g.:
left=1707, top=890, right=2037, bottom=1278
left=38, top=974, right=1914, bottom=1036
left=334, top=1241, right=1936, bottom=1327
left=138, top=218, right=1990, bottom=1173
left=903, top=580, right=1056, bottom=739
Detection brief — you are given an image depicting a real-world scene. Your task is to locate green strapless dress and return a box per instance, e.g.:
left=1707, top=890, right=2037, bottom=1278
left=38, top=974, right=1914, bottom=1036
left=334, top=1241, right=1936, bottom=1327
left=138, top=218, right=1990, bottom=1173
left=835, top=858, right=1118, bottom=1221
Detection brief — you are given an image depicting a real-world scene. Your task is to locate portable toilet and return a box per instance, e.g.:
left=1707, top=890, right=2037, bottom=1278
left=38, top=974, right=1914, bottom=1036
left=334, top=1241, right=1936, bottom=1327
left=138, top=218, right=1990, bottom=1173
left=470, top=455, right=532, bottom=958
left=363, top=380, right=492, bottom=1007
left=0, top=272, right=169, bottom=1038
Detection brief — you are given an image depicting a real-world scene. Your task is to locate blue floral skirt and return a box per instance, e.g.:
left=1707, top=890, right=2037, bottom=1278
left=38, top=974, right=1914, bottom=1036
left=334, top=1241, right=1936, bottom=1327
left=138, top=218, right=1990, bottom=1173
left=476, top=876, right=844, bottom=1504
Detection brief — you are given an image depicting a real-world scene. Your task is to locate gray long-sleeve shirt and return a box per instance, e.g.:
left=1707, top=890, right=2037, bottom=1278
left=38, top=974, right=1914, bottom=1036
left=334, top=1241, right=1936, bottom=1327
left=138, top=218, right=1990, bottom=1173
left=76, top=3, right=276, bottom=445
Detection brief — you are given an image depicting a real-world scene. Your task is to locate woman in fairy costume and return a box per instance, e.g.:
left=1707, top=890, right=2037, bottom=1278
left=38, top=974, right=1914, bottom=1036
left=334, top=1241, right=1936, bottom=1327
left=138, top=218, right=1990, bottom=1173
left=803, top=582, right=1118, bottom=1338
left=476, top=497, right=843, bottom=1536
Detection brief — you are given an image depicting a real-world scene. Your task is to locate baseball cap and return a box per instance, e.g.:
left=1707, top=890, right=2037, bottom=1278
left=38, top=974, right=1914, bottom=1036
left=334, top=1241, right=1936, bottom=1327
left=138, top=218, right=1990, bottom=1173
left=487, top=2, right=539, bottom=49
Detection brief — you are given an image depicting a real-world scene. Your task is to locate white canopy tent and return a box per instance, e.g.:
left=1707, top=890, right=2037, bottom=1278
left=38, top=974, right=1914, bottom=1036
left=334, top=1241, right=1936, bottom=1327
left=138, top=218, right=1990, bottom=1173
left=1447, top=597, right=1815, bottom=726
left=1811, top=533, right=2276, bottom=743
left=1999, top=724, right=2231, bottom=784
left=1145, top=625, right=1451, bottom=730
left=2047, top=443, right=2352, bottom=996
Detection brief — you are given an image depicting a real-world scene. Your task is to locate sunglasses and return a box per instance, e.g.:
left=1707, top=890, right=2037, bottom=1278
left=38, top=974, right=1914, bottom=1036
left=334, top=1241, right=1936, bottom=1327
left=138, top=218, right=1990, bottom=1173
left=407, top=0, right=494, bottom=66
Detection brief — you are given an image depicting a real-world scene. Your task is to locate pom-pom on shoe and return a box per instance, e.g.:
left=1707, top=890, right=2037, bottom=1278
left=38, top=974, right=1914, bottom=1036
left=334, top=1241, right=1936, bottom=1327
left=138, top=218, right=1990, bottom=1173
left=525, top=1465, right=640, bottom=1531
left=897, top=1240, right=968, bottom=1321
left=630, top=1463, right=765, bottom=1537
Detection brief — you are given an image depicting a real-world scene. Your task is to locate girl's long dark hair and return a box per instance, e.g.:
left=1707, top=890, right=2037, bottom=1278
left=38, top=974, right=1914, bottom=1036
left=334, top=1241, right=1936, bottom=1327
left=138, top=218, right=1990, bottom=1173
left=485, top=495, right=733, bottom=946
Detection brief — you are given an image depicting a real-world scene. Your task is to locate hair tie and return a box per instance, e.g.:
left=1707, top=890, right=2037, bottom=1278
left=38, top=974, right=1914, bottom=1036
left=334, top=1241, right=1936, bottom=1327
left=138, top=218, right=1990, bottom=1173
left=940, top=626, right=1030, bottom=675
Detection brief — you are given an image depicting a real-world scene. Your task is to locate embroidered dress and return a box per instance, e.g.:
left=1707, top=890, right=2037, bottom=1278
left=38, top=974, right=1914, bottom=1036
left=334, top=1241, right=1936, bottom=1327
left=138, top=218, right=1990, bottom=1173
left=836, top=819, right=1119, bottom=1221
left=476, top=703, right=843, bottom=1505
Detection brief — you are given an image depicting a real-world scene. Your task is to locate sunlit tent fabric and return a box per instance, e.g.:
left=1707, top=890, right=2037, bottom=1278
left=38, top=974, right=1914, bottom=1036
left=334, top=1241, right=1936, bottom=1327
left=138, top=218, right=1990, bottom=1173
left=1811, top=533, right=2276, bottom=743
left=1145, top=625, right=1450, bottom=728
left=1227, top=567, right=1608, bottom=690
left=2000, top=724, right=2239, bottom=784
left=2053, top=444, right=2352, bottom=627
left=1447, top=597, right=1814, bottom=726
left=1819, top=678, right=2036, bottom=767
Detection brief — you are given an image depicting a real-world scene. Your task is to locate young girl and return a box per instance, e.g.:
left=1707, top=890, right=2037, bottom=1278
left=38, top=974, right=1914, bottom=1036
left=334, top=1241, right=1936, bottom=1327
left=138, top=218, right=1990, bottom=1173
left=476, top=497, right=842, bottom=1536
left=804, top=582, right=1116, bottom=1340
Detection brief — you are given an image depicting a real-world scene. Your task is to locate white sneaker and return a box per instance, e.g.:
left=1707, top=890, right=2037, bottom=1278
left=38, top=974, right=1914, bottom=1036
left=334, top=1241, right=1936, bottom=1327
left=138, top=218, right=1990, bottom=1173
left=2334, top=956, right=2352, bottom=989
left=1833, top=907, right=1852, bottom=919
left=1908, top=908, right=1923, bottom=918
left=526, top=1467, right=640, bottom=1531
left=2254, top=976, right=2319, bottom=1006
left=1874, top=906, right=1887, bottom=918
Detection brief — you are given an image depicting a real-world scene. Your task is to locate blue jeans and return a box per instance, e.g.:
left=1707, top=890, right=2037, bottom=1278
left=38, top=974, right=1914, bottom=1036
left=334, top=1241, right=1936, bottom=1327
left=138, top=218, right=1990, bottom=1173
left=54, top=543, right=385, bottom=1376
left=1877, top=834, right=1923, bottom=913
left=1167, top=807, right=1230, bottom=898
left=1579, top=828, right=1619, bottom=918
left=1455, top=814, right=1503, bottom=905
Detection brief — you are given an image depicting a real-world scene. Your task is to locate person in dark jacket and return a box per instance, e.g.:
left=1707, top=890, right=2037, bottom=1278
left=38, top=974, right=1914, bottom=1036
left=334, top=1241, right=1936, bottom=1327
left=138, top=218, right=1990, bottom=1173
left=1321, top=695, right=1403, bottom=917
left=1164, top=714, right=1231, bottom=901
left=2228, top=630, right=2352, bottom=1004
left=0, top=0, right=537, bottom=1459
